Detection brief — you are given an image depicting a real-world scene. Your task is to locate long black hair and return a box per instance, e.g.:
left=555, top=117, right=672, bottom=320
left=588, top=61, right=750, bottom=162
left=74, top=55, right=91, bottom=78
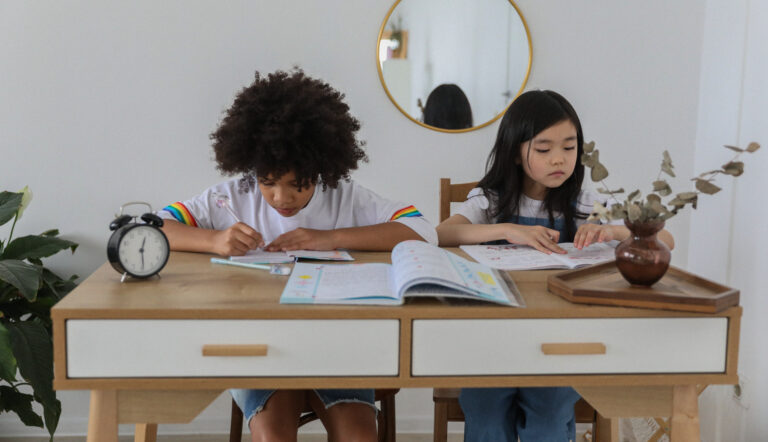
left=422, top=84, right=473, bottom=130
left=477, top=90, right=586, bottom=242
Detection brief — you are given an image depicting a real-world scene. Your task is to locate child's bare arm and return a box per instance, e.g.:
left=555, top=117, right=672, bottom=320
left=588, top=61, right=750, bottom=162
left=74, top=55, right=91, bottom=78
left=574, top=224, right=675, bottom=250
left=161, top=219, right=265, bottom=256
left=437, top=214, right=565, bottom=254
left=265, top=222, right=423, bottom=252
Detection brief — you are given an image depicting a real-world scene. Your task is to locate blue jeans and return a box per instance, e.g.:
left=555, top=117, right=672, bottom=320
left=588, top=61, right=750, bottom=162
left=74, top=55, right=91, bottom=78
left=459, top=387, right=580, bottom=442
left=230, top=388, right=375, bottom=424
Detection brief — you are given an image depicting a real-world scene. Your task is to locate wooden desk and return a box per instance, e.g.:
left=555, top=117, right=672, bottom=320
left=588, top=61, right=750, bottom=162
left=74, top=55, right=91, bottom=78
left=52, top=251, right=740, bottom=442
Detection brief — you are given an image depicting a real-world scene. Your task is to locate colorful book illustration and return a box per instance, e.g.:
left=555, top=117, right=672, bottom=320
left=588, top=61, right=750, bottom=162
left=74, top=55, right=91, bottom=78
left=229, top=249, right=354, bottom=264
left=460, top=241, right=618, bottom=271
left=279, top=241, right=523, bottom=306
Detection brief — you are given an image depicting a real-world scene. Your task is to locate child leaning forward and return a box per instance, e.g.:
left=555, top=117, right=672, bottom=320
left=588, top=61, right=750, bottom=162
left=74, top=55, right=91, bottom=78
left=158, top=70, right=436, bottom=442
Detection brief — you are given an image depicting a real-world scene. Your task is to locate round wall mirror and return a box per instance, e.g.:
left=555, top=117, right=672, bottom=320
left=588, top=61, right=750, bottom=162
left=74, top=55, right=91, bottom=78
left=377, top=0, right=531, bottom=133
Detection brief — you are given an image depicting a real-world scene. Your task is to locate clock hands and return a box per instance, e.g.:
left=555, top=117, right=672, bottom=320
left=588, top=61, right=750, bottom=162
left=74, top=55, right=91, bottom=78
left=140, top=237, right=146, bottom=270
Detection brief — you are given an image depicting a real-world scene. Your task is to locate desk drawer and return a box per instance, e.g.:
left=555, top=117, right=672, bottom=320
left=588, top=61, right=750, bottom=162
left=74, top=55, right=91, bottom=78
left=411, top=318, right=727, bottom=375
left=67, top=319, right=399, bottom=378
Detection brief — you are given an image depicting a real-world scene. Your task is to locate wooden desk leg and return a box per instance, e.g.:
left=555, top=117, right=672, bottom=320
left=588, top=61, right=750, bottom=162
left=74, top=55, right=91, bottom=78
left=135, top=423, right=158, bottom=442
left=670, top=385, right=700, bottom=442
left=87, top=390, right=118, bottom=442
left=594, top=414, right=618, bottom=442
left=433, top=401, right=448, bottom=442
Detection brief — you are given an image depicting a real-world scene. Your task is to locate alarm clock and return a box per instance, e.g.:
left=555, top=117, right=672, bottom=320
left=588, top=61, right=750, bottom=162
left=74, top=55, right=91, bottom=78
left=107, top=202, right=170, bottom=282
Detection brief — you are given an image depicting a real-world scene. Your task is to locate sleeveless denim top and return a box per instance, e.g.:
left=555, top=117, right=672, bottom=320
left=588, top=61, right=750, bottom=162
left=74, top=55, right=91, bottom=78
left=486, top=213, right=569, bottom=245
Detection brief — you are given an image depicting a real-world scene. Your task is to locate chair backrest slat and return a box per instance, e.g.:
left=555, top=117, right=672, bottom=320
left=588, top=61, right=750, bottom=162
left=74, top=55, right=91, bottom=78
left=439, top=178, right=479, bottom=222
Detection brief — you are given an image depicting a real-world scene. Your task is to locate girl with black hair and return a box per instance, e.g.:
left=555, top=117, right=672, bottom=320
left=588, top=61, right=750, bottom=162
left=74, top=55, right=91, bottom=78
left=437, top=90, right=673, bottom=441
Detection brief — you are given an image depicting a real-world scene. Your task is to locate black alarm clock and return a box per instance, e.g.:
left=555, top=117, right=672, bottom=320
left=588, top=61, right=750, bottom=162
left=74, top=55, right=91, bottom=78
left=107, top=202, right=170, bottom=282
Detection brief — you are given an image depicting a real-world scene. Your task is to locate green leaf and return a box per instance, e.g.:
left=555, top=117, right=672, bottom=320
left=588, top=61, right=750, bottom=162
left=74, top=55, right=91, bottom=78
left=627, top=189, right=641, bottom=202
left=723, top=145, right=744, bottom=153
left=2, top=235, right=78, bottom=260
left=0, top=323, right=18, bottom=382
left=0, top=385, right=44, bottom=428
left=43, top=397, right=61, bottom=438
left=8, top=321, right=56, bottom=410
left=0, top=192, right=23, bottom=227
left=597, top=187, right=624, bottom=194
left=590, top=162, right=609, bottom=182
left=39, top=229, right=59, bottom=238
left=695, top=178, right=722, bottom=195
left=746, top=142, right=760, bottom=153
left=722, top=161, right=745, bottom=176
left=628, top=203, right=642, bottom=222
left=40, top=270, right=78, bottom=301
left=0, top=260, right=42, bottom=301
left=583, top=140, right=596, bottom=153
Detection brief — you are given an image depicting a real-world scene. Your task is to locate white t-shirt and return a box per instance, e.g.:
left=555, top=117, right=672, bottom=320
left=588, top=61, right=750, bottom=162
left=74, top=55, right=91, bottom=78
left=158, top=177, right=437, bottom=245
left=454, top=187, right=614, bottom=233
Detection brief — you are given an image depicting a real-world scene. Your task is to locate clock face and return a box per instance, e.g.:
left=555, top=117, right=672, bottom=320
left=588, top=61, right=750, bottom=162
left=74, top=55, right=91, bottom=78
left=117, top=225, right=169, bottom=277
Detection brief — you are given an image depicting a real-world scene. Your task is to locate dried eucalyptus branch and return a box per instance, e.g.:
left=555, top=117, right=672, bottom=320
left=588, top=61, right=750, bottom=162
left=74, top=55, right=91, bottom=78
left=582, top=141, right=761, bottom=223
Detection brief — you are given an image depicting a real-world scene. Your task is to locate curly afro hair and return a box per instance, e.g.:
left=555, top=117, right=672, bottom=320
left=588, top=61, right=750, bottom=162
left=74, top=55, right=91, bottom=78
left=211, top=69, right=368, bottom=191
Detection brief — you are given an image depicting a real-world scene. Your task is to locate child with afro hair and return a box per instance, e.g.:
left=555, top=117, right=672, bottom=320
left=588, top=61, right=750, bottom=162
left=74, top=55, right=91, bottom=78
left=158, top=69, right=436, bottom=441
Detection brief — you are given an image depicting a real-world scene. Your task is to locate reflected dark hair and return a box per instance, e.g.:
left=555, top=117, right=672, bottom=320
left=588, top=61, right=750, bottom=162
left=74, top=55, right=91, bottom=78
left=210, top=69, right=367, bottom=191
left=422, top=84, right=473, bottom=130
left=477, top=90, right=586, bottom=241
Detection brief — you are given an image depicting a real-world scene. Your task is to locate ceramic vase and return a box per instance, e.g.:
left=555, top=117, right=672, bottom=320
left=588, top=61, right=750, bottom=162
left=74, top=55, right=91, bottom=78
left=615, top=219, right=671, bottom=286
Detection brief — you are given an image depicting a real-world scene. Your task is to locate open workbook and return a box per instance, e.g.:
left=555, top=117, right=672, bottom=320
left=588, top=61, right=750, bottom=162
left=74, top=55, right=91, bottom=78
left=229, top=249, right=354, bottom=264
left=460, top=241, right=617, bottom=271
left=280, top=240, right=523, bottom=306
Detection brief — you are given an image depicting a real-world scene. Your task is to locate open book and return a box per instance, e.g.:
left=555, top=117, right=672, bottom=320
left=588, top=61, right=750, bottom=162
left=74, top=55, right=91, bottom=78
left=279, top=240, right=523, bottom=306
left=460, top=242, right=617, bottom=271
left=229, top=249, right=354, bottom=264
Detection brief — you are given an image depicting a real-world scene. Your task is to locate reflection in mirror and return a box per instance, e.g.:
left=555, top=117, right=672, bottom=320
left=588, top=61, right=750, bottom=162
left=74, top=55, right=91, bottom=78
left=422, top=84, right=473, bottom=130
left=377, top=0, right=531, bottom=133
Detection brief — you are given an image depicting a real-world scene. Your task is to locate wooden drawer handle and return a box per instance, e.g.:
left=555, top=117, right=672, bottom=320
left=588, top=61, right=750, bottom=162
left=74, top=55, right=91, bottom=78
left=202, top=344, right=268, bottom=357
left=541, top=343, right=606, bottom=355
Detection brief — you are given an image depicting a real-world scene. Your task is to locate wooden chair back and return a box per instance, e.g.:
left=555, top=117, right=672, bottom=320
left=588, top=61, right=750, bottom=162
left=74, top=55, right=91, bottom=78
left=439, top=178, right=479, bottom=222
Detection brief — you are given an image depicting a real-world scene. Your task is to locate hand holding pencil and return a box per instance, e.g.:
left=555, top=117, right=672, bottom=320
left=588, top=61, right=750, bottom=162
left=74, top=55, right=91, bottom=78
left=210, top=192, right=265, bottom=255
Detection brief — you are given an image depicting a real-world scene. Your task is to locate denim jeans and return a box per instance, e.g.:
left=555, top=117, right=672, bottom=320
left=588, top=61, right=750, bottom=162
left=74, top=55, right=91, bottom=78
left=459, top=387, right=580, bottom=442
left=230, top=388, right=375, bottom=424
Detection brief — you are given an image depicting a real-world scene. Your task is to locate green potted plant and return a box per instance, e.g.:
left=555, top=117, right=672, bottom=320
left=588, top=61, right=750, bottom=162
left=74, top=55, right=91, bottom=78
left=582, top=141, right=760, bottom=285
left=0, top=187, right=78, bottom=440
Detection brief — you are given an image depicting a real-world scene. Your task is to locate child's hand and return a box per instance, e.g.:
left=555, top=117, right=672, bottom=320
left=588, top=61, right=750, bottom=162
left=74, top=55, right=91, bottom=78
left=502, top=224, right=565, bottom=254
left=212, top=222, right=265, bottom=256
left=265, top=228, right=336, bottom=252
left=574, top=224, right=615, bottom=249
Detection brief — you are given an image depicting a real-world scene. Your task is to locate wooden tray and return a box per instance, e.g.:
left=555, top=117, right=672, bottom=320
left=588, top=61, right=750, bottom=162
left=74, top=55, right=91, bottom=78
left=547, top=261, right=739, bottom=313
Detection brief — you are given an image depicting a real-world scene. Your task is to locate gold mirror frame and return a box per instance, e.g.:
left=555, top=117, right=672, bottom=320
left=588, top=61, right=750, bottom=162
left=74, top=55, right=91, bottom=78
left=376, top=0, right=532, bottom=133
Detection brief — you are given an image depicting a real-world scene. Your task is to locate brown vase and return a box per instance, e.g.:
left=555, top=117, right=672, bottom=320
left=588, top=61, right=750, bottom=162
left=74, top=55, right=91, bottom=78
left=615, top=219, right=671, bottom=286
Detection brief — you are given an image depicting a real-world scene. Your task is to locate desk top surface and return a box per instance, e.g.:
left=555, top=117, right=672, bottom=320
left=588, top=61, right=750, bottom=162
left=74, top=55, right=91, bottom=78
left=51, top=250, right=740, bottom=320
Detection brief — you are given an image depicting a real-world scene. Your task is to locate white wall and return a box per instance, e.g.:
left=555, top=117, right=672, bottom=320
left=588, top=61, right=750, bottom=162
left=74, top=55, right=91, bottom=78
left=689, top=0, right=768, bottom=440
left=0, top=0, right=712, bottom=438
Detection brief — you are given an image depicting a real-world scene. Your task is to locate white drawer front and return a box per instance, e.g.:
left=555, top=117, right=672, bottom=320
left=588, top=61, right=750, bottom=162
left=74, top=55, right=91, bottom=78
left=412, top=318, right=728, bottom=375
left=67, top=319, right=399, bottom=378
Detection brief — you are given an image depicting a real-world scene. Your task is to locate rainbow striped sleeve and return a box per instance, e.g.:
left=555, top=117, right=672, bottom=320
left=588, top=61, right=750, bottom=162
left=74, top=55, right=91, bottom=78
left=390, top=205, right=423, bottom=220
left=162, top=202, right=198, bottom=227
